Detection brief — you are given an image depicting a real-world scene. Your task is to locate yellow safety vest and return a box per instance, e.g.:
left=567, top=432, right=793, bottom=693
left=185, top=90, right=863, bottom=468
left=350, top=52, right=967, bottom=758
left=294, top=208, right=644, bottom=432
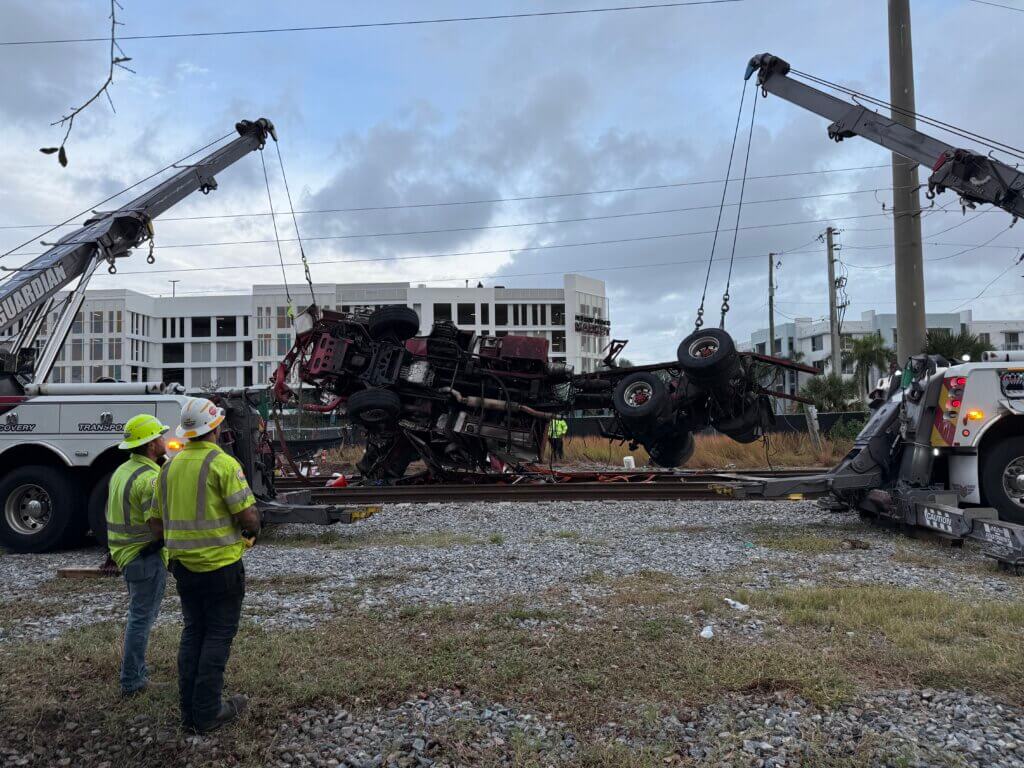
left=148, top=440, right=256, bottom=573
left=106, top=454, right=161, bottom=571
left=548, top=419, right=567, bottom=438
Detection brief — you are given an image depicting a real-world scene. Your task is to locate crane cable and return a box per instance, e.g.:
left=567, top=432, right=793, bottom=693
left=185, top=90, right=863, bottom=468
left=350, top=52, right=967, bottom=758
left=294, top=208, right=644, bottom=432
left=693, top=79, right=748, bottom=332
left=274, top=141, right=318, bottom=308
left=719, top=80, right=758, bottom=327
left=259, top=149, right=294, bottom=321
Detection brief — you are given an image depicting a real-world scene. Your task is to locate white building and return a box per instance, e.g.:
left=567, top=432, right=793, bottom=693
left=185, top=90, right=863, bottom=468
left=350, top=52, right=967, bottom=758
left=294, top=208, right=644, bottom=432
left=21, top=274, right=610, bottom=389
left=741, top=309, right=1024, bottom=403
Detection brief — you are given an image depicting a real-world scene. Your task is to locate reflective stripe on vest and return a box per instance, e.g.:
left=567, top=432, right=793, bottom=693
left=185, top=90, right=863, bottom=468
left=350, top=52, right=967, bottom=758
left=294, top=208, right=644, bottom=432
left=161, top=448, right=241, bottom=552
left=107, top=465, right=154, bottom=541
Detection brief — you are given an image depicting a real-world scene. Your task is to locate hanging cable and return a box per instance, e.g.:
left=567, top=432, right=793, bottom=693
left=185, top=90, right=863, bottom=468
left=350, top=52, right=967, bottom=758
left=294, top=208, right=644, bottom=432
left=260, top=150, right=293, bottom=320
left=274, top=141, right=317, bottom=308
left=719, top=80, right=758, bottom=327
left=694, top=80, right=747, bottom=332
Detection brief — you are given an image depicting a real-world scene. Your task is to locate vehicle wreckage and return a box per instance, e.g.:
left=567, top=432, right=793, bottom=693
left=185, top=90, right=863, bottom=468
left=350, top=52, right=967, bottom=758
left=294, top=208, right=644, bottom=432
left=271, top=306, right=816, bottom=480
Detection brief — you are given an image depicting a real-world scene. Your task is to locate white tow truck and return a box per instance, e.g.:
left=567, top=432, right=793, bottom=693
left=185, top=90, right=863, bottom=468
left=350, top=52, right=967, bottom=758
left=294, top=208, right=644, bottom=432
left=0, top=118, right=373, bottom=553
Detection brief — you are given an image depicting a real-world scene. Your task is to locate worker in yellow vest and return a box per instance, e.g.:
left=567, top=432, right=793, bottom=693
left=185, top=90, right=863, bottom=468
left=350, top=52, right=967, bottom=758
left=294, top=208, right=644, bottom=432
left=147, top=397, right=260, bottom=734
left=107, top=413, right=170, bottom=697
left=547, top=415, right=568, bottom=461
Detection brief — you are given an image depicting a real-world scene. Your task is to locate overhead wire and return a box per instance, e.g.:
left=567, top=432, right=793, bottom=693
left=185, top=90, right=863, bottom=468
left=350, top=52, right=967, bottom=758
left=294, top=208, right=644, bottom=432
left=0, top=1, right=744, bottom=46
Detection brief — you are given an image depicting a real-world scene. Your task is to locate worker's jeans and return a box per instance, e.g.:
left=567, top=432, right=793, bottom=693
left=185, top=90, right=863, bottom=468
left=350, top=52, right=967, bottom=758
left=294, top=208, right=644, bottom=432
left=172, top=559, right=245, bottom=728
left=548, top=437, right=564, bottom=460
left=121, top=550, right=167, bottom=694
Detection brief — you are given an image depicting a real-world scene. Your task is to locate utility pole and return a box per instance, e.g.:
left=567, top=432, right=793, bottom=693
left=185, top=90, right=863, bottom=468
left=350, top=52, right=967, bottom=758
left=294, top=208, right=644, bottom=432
left=888, top=0, right=927, bottom=362
left=767, top=252, right=776, bottom=358
left=826, top=227, right=842, bottom=376
left=169, top=279, right=180, bottom=297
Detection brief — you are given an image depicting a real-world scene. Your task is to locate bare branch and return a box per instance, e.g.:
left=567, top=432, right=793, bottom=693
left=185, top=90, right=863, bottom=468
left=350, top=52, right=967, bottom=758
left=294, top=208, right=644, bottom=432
left=39, top=0, right=132, bottom=167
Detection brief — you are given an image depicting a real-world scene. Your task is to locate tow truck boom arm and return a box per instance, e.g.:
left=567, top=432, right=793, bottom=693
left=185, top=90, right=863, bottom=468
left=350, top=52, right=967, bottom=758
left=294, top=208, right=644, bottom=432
left=0, top=118, right=276, bottom=335
left=745, top=54, right=1024, bottom=220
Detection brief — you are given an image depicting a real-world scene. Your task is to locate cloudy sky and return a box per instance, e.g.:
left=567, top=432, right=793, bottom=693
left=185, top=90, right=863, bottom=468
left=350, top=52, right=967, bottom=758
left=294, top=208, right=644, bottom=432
left=1, top=0, right=1021, bottom=362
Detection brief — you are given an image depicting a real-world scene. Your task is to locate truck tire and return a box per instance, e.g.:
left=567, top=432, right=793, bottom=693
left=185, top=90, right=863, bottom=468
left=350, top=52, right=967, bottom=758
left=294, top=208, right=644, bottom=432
left=677, top=328, right=739, bottom=383
left=613, top=372, right=669, bottom=428
left=86, top=472, right=113, bottom=547
left=647, top=431, right=696, bottom=468
left=981, top=436, right=1024, bottom=524
left=368, top=306, right=420, bottom=342
left=0, top=465, right=79, bottom=553
left=347, top=388, right=402, bottom=430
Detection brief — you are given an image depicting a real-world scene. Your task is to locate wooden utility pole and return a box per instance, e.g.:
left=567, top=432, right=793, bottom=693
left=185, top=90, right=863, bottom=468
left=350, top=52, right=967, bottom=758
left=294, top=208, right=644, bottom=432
left=826, top=227, right=842, bottom=375
left=888, top=0, right=927, bottom=362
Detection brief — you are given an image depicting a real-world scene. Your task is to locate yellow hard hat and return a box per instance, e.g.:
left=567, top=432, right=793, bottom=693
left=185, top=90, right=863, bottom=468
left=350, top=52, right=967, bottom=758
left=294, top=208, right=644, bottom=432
left=118, top=413, right=170, bottom=450
left=176, top=397, right=225, bottom=439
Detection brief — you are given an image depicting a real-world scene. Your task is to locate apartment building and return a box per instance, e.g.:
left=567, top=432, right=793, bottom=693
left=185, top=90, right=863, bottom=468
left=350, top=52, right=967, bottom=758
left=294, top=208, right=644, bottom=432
left=18, top=274, right=610, bottom=389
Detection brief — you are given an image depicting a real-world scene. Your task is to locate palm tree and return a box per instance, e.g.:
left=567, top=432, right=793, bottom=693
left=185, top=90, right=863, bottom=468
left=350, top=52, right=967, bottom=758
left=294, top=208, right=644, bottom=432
left=800, top=373, right=859, bottom=412
left=923, top=330, right=994, bottom=363
left=842, top=334, right=895, bottom=400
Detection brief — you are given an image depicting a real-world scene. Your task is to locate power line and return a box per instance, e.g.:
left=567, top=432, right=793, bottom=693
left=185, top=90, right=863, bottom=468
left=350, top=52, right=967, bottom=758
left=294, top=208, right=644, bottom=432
left=966, top=0, right=1024, bottom=12
left=0, top=164, right=896, bottom=232
left=0, top=1, right=743, bottom=46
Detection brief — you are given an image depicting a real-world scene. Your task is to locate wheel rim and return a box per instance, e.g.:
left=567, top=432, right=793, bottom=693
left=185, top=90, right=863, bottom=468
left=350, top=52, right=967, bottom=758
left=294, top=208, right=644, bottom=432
left=687, top=336, right=720, bottom=360
left=622, top=381, right=653, bottom=408
left=361, top=408, right=389, bottom=423
left=1001, top=456, right=1024, bottom=509
left=4, top=483, right=53, bottom=536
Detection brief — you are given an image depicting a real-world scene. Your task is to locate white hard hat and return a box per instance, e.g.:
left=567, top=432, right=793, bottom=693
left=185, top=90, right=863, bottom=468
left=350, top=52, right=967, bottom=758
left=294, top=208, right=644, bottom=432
left=176, top=397, right=225, bottom=439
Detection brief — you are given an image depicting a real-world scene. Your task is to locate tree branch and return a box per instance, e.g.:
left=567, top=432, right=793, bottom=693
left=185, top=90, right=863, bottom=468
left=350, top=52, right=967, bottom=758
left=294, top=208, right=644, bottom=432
left=39, top=0, right=132, bottom=167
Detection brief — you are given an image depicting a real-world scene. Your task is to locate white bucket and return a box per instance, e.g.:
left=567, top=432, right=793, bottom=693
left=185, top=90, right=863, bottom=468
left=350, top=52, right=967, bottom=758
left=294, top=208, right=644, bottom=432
left=623, top=455, right=636, bottom=470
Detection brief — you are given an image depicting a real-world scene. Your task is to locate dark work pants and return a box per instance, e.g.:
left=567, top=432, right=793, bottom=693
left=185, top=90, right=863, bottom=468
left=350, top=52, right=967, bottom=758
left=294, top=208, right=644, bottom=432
left=172, top=559, right=245, bottom=728
left=548, top=437, right=564, bottom=460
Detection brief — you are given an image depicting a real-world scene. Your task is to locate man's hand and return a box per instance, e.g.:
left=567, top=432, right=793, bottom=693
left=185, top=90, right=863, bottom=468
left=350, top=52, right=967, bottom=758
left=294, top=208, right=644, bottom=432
left=148, top=517, right=164, bottom=538
left=236, top=504, right=261, bottom=542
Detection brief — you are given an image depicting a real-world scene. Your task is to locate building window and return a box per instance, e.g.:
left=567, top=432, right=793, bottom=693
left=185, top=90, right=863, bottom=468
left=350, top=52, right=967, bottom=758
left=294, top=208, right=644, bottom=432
left=163, top=343, right=185, bottom=364
left=243, top=316, right=249, bottom=336
left=72, top=312, right=83, bottom=334
left=90, top=365, right=103, bottom=382
left=257, top=362, right=269, bottom=382
left=243, top=341, right=253, bottom=362
left=495, top=304, right=508, bottom=326
left=540, top=305, right=547, bottom=325
left=216, top=341, right=236, bottom=362
left=276, top=306, right=289, bottom=328
left=276, top=334, right=290, bottom=356
left=1006, top=331, right=1020, bottom=348
left=71, top=366, right=83, bottom=383
left=481, top=303, right=490, bottom=325
left=111, top=365, right=122, bottom=380
left=71, top=338, right=83, bottom=361
left=434, top=303, right=452, bottom=322
left=457, top=303, right=476, bottom=325
left=218, top=368, right=238, bottom=387
left=51, top=367, right=64, bottom=383
left=756, top=342, right=766, bottom=354
left=552, top=331, right=566, bottom=353
left=193, top=368, right=213, bottom=388
left=192, top=317, right=211, bottom=337
left=978, top=332, right=991, bottom=345
left=216, top=316, right=237, bottom=337
left=109, top=338, right=121, bottom=360
left=811, top=335, right=824, bottom=352
left=192, top=342, right=211, bottom=362
left=512, top=305, right=520, bottom=325
left=113, top=310, right=123, bottom=333
left=532, top=304, right=539, bottom=325
left=257, top=334, right=272, bottom=357
left=90, top=338, right=103, bottom=360
left=552, top=304, right=565, bottom=325
left=164, top=368, right=184, bottom=385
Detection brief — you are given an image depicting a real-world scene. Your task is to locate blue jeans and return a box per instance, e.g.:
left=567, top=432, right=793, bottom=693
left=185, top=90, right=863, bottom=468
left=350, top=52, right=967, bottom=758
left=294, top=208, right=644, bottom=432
left=121, top=550, right=167, bottom=694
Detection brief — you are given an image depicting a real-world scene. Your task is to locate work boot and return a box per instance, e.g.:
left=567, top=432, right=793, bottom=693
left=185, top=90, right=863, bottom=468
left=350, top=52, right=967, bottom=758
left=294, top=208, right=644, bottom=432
left=196, top=694, right=248, bottom=734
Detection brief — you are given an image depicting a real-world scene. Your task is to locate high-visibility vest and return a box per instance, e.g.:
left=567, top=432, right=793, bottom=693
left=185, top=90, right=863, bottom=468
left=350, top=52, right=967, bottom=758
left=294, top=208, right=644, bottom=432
left=149, top=440, right=256, bottom=573
left=548, top=419, right=567, bottom=438
left=106, top=455, right=161, bottom=570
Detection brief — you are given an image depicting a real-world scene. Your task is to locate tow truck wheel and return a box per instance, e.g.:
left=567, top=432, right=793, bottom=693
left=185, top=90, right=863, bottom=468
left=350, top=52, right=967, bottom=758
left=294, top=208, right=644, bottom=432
left=677, top=328, right=738, bottom=382
left=0, top=466, right=78, bottom=553
left=613, top=372, right=669, bottom=426
left=368, top=305, right=421, bottom=342
left=347, top=388, right=402, bottom=430
left=982, top=436, right=1024, bottom=524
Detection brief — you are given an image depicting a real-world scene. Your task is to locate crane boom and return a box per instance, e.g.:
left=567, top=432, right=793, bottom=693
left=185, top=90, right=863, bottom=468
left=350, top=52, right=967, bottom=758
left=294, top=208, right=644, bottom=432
left=0, top=118, right=276, bottom=336
left=745, top=54, right=1024, bottom=220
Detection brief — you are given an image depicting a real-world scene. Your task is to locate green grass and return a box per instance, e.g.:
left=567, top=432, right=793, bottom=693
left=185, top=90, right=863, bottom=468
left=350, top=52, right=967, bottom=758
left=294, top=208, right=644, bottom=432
left=748, top=524, right=848, bottom=555
left=261, top=529, right=481, bottom=550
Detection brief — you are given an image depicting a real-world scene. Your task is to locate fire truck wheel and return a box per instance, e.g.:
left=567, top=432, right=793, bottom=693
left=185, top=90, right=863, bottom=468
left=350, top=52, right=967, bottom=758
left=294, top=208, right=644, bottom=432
left=0, top=465, right=79, bottom=553
left=86, top=472, right=113, bottom=547
left=677, top=328, right=739, bottom=382
left=613, top=372, right=669, bottom=426
left=647, top=431, right=696, bottom=468
left=368, top=305, right=421, bottom=342
left=982, top=435, right=1024, bottom=524
left=347, top=388, right=402, bottom=430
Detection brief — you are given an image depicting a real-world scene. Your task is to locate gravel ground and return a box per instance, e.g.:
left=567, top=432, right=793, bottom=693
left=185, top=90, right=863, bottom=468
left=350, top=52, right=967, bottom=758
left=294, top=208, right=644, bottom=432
left=3, top=498, right=1024, bottom=766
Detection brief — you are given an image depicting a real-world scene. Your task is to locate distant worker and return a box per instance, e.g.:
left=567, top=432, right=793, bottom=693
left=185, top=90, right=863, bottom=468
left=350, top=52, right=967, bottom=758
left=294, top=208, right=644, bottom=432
left=106, top=413, right=170, bottom=697
left=148, top=398, right=261, bottom=734
left=548, top=415, right=568, bottom=461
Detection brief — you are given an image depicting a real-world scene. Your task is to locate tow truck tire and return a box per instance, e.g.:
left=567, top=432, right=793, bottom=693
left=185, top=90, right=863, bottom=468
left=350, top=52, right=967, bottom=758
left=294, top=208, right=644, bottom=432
left=981, top=436, right=1024, bottom=524
left=647, top=431, right=696, bottom=468
left=347, top=388, right=402, bottom=430
left=0, top=465, right=78, bottom=553
left=86, top=472, right=113, bottom=547
left=368, top=305, right=421, bottom=342
left=677, top=328, right=738, bottom=382
left=613, top=372, right=669, bottom=426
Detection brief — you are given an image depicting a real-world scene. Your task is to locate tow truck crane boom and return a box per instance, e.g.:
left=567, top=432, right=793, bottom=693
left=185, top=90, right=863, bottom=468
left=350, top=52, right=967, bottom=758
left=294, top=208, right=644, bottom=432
left=0, top=118, right=276, bottom=388
left=745, top=53, right=1024, bottom=221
